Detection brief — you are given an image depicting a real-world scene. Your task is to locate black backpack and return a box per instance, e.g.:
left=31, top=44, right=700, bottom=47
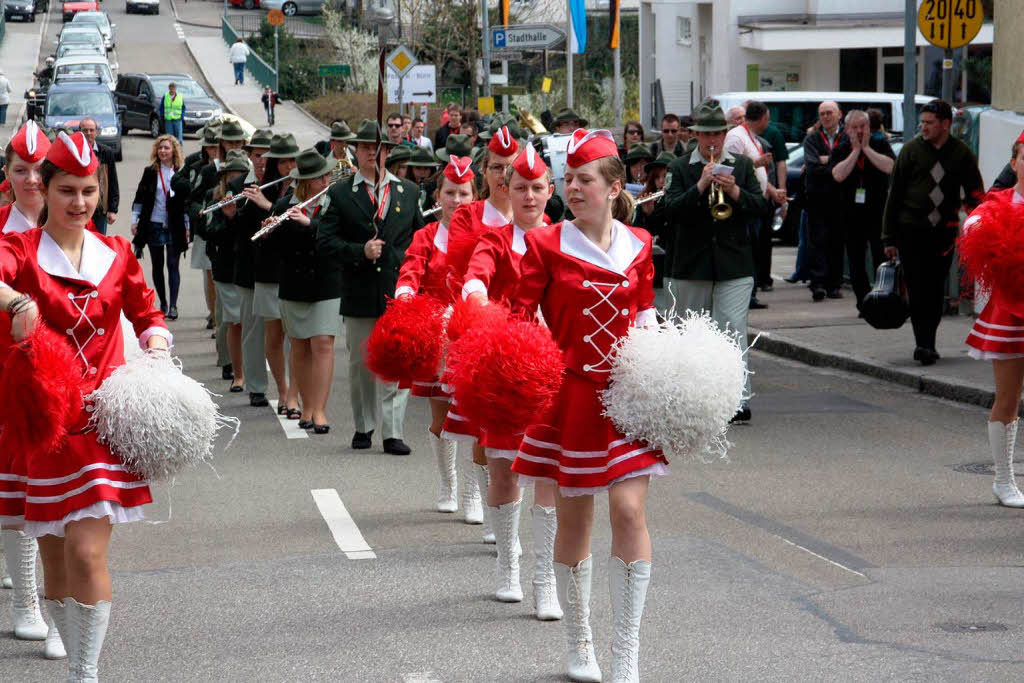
left=862, top=259, right=910, bottom=330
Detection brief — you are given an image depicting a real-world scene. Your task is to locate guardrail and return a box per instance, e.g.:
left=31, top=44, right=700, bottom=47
left=224, top=11, right=326, bottom=41
left=222, top=15, right=278, bottom=92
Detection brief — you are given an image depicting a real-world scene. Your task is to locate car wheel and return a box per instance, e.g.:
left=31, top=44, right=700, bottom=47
left=30, top=12, right=35, bottom=20
left=149, top=116, right=161, bottom=138
left=282, top=1, right=296, bottom=15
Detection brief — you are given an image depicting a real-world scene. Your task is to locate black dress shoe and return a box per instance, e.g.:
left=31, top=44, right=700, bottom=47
left=166, top=306, right=179, bottom=320
left=729, top=405, right=752, bottom=424
left=222, top=364, right=234, bottom=380
left=249, top=392, right=269, bottom=407
left=383, top=438, right=412, bottom=455
left=352, top=430, right=374, bottom=449
left=230, top=385, right=244, bottom=393
left=749, top=299, right=768, bottom=310
left=913, top=347, right=939, bottom=366
left=206, top=316, right=215, bottom=330
left=299, top=419, right=314, bottom=429
left=160, top=303, right=167, bottom=314
left=759, top=283, right=774, bottom=292
left=811, top=287, right=826, bottom=302
left=826, top=289, right=843, bottom=299
left=313, top=424, right=330, bottom=435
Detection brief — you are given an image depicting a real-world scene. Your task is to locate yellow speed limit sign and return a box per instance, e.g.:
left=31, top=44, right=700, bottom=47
left=917, top=0, right=983, bottom=50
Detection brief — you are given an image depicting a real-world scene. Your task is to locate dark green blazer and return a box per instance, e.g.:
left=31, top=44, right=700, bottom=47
left=272, top=192, right=343, bottom=303
left=663, top=148, right=769, bottom=282
left=204, top=182, right=238, bottom=284
left=317, top=173, right=424, bottom=318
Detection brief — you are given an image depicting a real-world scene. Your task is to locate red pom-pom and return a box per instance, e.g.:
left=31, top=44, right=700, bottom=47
left=447, top=296, right=508, bottom=342
left=959, top=189, right=1024, bottom=304
left=0, top=324, right=84, bottom=460
left=365, top=295, right=448, bottom=383
left=447, top=319, right=565, bottom=436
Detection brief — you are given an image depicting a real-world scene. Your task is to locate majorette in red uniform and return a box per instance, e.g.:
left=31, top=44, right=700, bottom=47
left=0, top=132, right=171, bottom=681
left=509, top=129, right=663, bottom=682
left=960, top=139, right=1024, bottom=509
left=460, top=141, right=565, bottom=616
left=0, top=121, right=66, bottom=658
left=394, top=156, right=483, bottom=520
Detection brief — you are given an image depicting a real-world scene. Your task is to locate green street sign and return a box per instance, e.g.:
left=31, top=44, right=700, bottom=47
left=492, top=85, right=527, bottom=96
left=318, top=64, right=352, bottom=77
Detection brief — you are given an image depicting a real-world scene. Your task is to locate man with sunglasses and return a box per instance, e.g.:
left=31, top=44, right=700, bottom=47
left=386, top=113, right=417, bottom=148
left=650, top=113, right=685, bottom=157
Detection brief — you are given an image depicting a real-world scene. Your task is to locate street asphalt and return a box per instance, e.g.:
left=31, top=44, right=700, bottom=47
left=3, top=4, right=1024, bottom=681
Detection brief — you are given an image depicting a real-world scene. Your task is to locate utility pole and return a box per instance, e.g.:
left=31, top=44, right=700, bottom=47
left=902, top=0, right=917, bottom=138
left=481, top=0, right=491, bottom=98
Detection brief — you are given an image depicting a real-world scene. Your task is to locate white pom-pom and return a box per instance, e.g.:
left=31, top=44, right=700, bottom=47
left=601, top=311, right=747, bottom=461
left=87, top=354, right=239, bottom=481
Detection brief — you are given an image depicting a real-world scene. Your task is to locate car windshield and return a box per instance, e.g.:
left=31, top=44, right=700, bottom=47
left=46, top=91, right=115, bottom=118
left=72, top=14, right=110, bottom=30
left=149, top=78, right=209, bottom=99
left=60, top=33, right=102, bottom=45
left=55, top=63, right=112, bottom=84
left=57, top=45, right=103, bottom=58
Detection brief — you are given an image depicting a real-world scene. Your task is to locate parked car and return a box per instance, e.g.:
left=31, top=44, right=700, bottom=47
left=261, top=0, right=321, bottom=16
left=62, top=0, right=98, bottom=21
left=56, top=25, right=106, bottom=55
left=228, top=0, right=260, bottom=7
left=116, top=72, right=222, bottom=137
left=71, top=10, right=115, bottom=51
left=125, top=0, right=158, bottom=14
left=39, top=79, right=125, bottom=159
left=56, top=42, right=105, bottom=59
left=54, top=55, right=116, bottom=91
left=4, top=0, right=38, bottom=21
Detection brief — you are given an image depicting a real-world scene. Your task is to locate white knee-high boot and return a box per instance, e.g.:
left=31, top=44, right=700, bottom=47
left=64, top=598, right=110, bottom=683
left=555, top=556, right=601, bottom=682
left=492, top=498, right=523, bottom=602
left=990, top=420, right=1024, bottom=507
left=531, top=504, right=562, bottom=620
left=461, top=447, right=484, bottom=525
left=476, top=464, right=496, bottom=544
left=609, top=557, right=652, bottom=683
left=428, top=429, right=458, bottom=512
left=2, top=529, right=47, bottom=640
left=44, top=598, right=67, bottom=660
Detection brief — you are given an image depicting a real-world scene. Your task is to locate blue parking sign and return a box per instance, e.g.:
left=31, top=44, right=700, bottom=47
left=493, top=30, right=506, bottom=49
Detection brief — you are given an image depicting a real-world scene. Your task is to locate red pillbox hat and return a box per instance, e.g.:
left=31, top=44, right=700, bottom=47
left=443, top=155, right=475, bottom=185
left=9, top=121, right=50, bottom=163
left=46, top=132, right=99, bottom=177
left=566, top=129, right=618, bottom=168
left=488, top=126, right=518, bottom=157
left=511, top=144, right=547, bottom=181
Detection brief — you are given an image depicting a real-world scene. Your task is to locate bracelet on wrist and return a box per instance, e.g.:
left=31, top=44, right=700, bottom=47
left=6, top=294, right=32, bottom=315
left=11, top=299, right=37, bottom=316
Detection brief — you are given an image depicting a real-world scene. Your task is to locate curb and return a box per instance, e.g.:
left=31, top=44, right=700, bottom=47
left=289, top=100, right=330, bottom=135
left=749, top=328, right=996, bottom=410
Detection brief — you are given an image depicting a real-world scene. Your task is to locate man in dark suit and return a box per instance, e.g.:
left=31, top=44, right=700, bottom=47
left=663, top=99, right=770, bottom=424
left=317, top=120, right=425, bottom=455
left=78, top=117, right=119, bottom=235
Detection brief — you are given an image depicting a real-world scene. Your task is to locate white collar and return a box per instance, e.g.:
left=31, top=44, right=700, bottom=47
left=482, top=200, right=509, bottom=227
left=511, top=224, right=527, bottom=255
left=433, top=222, right=449, bottom=253
left=690, top=147, right=735, bottom=165
left=37, top=229, right=116, bottom=287
left=3, top=204, right=36, bottom=234
left=559, top=220, right=643, bottom=276
left=353, top=169, right=400, bottom=187
left=1014, top=191, right=1024, bottom=204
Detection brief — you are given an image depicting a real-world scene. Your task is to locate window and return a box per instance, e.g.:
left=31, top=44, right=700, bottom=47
left=677, top=17, right=692, bottom=45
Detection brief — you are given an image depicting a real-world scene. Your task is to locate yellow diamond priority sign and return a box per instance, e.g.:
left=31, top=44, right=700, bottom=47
left=386, top=45, right=418, bottom=79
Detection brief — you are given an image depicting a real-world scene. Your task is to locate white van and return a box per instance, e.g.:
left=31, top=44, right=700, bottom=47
left=712, top=91, right=938, bottom=143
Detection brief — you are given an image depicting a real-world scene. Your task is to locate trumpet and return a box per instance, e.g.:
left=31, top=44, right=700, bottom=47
left=633, top=190, right=664, bottom=206
left=251, top=184, right=332, bottom=241
left=200, top=175, right=290, bottom=215
left=708, top=146, right=733, bottom=221
left=331, top=157, right=356, bottom=184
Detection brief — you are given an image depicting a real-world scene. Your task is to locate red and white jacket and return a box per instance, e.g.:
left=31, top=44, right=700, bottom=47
left=462, top=223, right=528, bottom=304
left=0, top=203, right=35, bottom=236
left=395, top=220, right=452, bottom=302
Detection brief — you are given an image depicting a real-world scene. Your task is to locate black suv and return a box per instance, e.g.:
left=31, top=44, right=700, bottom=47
left=115, top=72, right=222, bottom=138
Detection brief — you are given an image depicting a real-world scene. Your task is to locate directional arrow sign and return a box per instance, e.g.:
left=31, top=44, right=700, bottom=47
left=491, top=23, right=565, bottom=51
left=387, top=65, right=437, bottom=104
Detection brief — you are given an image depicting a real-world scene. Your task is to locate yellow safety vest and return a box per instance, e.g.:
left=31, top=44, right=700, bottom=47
left=163, top=93, right=183, bottom=121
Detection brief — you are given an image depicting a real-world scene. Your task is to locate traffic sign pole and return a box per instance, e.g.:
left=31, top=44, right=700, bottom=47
left=481, top=0, right=491, bottom=98
left=941, top=50, right=954, bottom=102
left=903, top=0, right=916, bottom=139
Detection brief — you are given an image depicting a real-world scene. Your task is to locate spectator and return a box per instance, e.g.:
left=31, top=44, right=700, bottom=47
left=402, top=115, right=413, bottom=140
left=650, top=113, right=684, bottom=156
left=460, top=120, right=480, bottom=148
left=410, top=118, right=432, bottom=150
left=867, top=107, right=889, bottom=140
left=552, top=108, right=587, bottom=134
left=77, top=117, right=120, bottom=235
left=160, top=82, right=185, bottom=144
left=758, top=107, right=790, bottom=291
left=0, top=68, right=11, bottom=125
left=679, top=115, right=695, bottom=146
left=619, top=120, right=645, bottom=158
left=229, top=37, right=251, bottom=85
left=261, top=86, right=278, bottom=125
left=434, top=103, right=462, bottom=150
left=882, top=99, right=984, bottom=366
left=802, top=100, right=843, bottom=301
left=830, top=110, right=896, bottom=310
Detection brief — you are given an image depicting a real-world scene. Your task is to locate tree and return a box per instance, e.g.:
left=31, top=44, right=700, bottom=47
left=322, top=4, right=381, bottom=92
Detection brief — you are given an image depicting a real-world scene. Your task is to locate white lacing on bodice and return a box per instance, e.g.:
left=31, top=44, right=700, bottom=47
left=64, top=290, right=103, bottom=377
left=580, top=278, right=631, bottom=373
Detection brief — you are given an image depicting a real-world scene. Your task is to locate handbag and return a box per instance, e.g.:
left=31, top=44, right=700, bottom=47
left=861, top=259, right=910, bottom=330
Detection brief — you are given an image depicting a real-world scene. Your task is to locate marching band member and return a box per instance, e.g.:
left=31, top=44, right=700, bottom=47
left=510, top=129, right=665, bottom=682
left=245, top=133, right=301, bottom=417
left=1, top=121, right=65, bottom=658
left=0, top=131, right=171, bottom=681
left=462, top=144, right=562, bottom=618
left=395, top=156, right=480, bottom=518
left=271, top=148, right=339, bottom=433
left=177, top=123, right=221, bottom=334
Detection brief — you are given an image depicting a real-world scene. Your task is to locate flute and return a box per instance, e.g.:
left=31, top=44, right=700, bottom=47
left=422, top=204, right=442, bottom=217
left=201, top=175, right=290, bottom=215
left=633, top=190, right=665, bottom=206
left=251, top=185, right=331, bottom=241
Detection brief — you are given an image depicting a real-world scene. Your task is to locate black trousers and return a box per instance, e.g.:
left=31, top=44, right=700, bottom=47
left=844, top=205, right=885, bottom=306
left=754, top=211, right=773, bottom=288
left=805, top=196, right=845, bottom=291
left=148, top=243, right=182, bottom=308
left=900, top=236, right=954, bottom=351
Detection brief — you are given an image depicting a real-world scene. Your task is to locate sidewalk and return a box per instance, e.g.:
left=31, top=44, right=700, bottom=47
left=0, top=13, right=47, bottom=142
left=750, top=246, right=994, bottom=409
left=171, top=0, right=328, bottom=149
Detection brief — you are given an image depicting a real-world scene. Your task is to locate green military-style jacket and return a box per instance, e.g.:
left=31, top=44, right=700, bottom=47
left=663, top=147, right=769, bottom=282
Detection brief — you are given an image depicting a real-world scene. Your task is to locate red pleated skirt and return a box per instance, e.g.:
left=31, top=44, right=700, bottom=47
left=966, top=298, right=1024, bottom=360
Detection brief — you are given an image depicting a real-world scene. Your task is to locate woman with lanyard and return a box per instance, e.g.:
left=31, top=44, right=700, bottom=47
left=179, top=124, right=223, bottom=334
left=0, top=121, right=67, bottom=660
left=130, top=135, right=186, bottom=320
left=0, top=131, right=171, bottom=681
left=510, top=129, right=665, bottom=682
left=461, top=145, right=562, bottom=619
left=242, top=133, right=301, bottom=416
left=394, top=156, right=482, bottom=522
left=267, top=148, right=338, bottom=433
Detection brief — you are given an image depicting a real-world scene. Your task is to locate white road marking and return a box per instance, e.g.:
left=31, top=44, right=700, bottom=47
left=779, top=538, right=867, bottom=578
left=311, top=488, right=376, bottom=560
left=174, top=23, right=186, bottom=41
left=271, top=399, right=308, bottom=439
left=403, top=673, right=443, bottom=683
